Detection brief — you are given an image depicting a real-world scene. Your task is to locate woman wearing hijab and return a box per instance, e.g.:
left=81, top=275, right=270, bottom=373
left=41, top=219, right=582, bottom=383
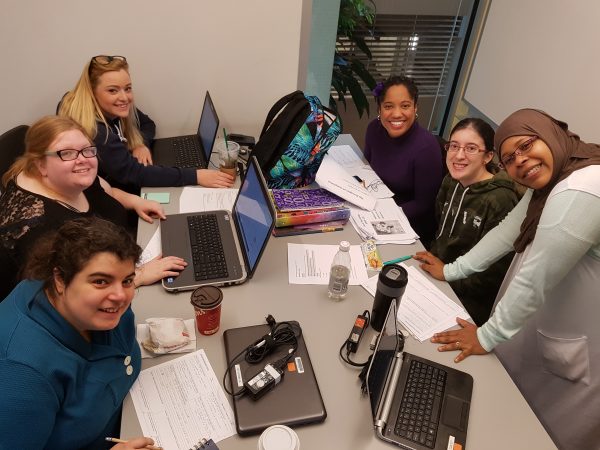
left=414, top=109, right=600, bottom=450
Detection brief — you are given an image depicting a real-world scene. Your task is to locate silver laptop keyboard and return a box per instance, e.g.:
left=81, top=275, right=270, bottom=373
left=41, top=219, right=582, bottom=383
left=187, top=214, right=229, bottom=281
left=173, top=136, right=203, bottom=168
left=394, top=360, right=447, bottom=448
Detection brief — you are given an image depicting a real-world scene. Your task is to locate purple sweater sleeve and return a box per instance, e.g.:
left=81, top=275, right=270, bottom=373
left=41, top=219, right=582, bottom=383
left=400, top=140, right=443, bottom=220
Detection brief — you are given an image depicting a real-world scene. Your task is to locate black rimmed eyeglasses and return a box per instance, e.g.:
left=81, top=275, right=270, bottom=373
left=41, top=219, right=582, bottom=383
left=44, top=146, right=98, bottom=161
left=444, top=142, right=487, bottom=155
left=499, top=136, right=538, bottom=168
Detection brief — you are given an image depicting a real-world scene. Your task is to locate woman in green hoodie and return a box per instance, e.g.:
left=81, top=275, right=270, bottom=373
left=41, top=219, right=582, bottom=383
left=423, top=118, right=521, bottom=325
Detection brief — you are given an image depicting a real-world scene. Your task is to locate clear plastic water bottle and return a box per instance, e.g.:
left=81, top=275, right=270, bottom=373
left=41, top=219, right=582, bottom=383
left=327, top=241, right=351, bottom=300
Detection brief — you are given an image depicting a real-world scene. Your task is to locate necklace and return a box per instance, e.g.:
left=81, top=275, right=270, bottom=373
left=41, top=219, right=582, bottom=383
left=40, top=181, right=87, bottom=213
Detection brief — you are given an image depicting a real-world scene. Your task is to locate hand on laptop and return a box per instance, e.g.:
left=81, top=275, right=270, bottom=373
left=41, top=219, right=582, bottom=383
left=132, top=145, right=153, bottom=166
left=197, top=168, right=234, bottom=188
left=135, top=255, right=188, bottom=287
left=430, top=318, right=488, bottom=363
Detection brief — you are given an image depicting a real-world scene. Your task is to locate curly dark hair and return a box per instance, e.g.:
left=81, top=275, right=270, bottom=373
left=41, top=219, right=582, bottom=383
left=374, top=75, right=419, bottom=106
left=22, top=217, right=141, bottom=296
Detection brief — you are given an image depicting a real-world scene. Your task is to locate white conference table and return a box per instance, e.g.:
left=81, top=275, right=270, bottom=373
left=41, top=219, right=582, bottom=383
left=121, top=135, right=556, bottom=450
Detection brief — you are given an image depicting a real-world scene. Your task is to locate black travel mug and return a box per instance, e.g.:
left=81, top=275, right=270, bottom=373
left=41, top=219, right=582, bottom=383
left=371, top=264, right=408, bottom=332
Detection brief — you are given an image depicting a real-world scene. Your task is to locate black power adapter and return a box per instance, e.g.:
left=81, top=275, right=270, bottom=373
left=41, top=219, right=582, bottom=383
left=339, top=310, right=371, bottom=367
left=347, top=313, right=368, bottom=353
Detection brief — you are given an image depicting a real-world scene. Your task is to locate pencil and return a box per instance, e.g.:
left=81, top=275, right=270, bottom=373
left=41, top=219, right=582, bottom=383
left=105, top=437, right=163, bottom=450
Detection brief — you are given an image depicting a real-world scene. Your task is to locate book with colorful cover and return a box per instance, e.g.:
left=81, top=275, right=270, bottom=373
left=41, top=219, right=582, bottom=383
left=272, top=219, right=348, bottom=237
left=275, top=206, right=351, bottom=227
left=271, top=188, right=345, bottom=212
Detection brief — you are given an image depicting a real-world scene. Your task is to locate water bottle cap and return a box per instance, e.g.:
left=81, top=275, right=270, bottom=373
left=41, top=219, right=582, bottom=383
left=339, top=240, right=350, bottom=251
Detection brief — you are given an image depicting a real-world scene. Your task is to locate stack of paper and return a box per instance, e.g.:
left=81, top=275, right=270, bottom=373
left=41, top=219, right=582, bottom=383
left=130, top=350, right=236, bottom=450
left=348, top=198, right=418, bottom=244
left=361, top=265, right=470, bottom=342
left=315, top=153, right=377, bottom=211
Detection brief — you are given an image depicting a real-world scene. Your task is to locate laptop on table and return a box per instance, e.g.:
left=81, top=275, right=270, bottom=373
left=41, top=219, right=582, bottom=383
left=160, top=156, right=275, bottom=292
left=152, top=91, right=219, bottom=168
left=366, top=301, right=473, bottom=449
left=223, top=321, right=327, bottom=435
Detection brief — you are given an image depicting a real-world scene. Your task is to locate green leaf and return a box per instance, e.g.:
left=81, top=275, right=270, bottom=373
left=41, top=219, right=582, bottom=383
left=350, top=60, right=376, bottom=89
left=345, top=75, right=369, bottom=117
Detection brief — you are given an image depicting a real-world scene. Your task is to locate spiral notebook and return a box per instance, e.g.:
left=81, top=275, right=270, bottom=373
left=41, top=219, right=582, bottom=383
left=223, top=321, right=327, bottom=435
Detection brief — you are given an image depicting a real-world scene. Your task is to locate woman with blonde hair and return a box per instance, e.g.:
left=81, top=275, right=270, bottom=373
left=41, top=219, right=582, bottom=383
left=0, top=115, right=187, bottom=299
left=59, top=55, right=233, bottom=193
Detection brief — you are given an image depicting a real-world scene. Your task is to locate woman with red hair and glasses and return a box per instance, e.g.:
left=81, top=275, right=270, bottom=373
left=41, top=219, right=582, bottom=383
left=59, top=55, right=233, bottom=194
left=415, top=109, right=600, bottom=449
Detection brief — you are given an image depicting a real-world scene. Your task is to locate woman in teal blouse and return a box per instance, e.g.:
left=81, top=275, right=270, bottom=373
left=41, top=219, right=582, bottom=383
left=0, top=217, right=156, bottom=449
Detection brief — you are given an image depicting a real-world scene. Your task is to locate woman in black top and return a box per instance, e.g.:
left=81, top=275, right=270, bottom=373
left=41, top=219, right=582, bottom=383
left=0, top=115, right=187, bottom=299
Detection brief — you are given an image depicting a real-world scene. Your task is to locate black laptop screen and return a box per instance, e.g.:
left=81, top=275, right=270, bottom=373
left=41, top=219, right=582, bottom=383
left=197, top=92, right=219, bottom=161
left=233, top=161, right=274, bottom=274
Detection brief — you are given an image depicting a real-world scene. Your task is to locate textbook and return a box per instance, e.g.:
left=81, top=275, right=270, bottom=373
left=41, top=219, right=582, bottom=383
left=272, top=219, right=348, bottom=237
left=275, top=206, right=351, bottom=227
left=271, top=188, right=345, bottom=212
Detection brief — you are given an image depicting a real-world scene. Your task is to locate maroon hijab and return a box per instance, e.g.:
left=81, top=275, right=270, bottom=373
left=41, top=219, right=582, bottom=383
left=494, top=109, right=600, bottom=253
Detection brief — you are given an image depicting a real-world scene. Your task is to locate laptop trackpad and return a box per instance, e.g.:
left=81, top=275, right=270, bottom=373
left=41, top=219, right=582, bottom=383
left=441, top=395, right=468, bottom=431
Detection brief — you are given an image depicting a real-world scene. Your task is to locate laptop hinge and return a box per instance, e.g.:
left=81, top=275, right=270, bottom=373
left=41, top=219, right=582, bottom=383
left=375, top=351, right=404, bottom=428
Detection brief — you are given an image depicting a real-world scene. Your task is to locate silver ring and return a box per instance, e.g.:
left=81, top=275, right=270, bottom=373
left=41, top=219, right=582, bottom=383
left=456, top=341, right=461, bottom=349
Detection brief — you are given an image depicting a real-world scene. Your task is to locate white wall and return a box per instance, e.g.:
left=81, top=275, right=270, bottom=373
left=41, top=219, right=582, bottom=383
left=464, top=0, right=600, bottom=141
left=0, top=0, right=304, bottom=138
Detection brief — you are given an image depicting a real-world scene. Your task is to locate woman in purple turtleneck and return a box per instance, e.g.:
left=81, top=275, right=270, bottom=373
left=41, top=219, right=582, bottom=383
left=364, top=75, right=443, bottom=247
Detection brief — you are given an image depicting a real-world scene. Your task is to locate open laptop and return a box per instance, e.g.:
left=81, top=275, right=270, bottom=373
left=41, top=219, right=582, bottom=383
left=160, top=156, right=275, bottom=292
left=367, top=301, right=473, bottom=449
left=152, top=91, right=219, bottom=168
left=223, top=320, right=327, bottom=435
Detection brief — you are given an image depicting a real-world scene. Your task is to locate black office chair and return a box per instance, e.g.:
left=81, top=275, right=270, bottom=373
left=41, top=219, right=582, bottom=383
left=0, top=124, right=28, bottom=182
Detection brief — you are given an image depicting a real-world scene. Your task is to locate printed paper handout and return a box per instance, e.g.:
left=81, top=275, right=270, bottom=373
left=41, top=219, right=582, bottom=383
left=315, top=154, right=377, bottom=211
left=361, top=265, right=470, bottom=341
left=349, top=198, right=418, bottom=244
left=325, top=145, right=394, bottom=199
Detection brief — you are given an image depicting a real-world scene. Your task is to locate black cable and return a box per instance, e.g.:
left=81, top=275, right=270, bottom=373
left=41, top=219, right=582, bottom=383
left=222, top=316, right=301, bottom=397
left=339, top=310, right=372, bottom=368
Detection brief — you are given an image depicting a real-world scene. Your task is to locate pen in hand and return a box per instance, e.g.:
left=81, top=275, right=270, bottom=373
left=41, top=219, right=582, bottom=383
left=105, top=437, right=163, bottom=450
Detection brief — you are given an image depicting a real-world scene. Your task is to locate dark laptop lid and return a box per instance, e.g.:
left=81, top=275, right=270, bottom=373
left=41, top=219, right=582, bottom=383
left=223, top=321, right=327, bottom=435
left=197, top=91, right=219, bottom=162
left=231, top=156, right=275, bottom=278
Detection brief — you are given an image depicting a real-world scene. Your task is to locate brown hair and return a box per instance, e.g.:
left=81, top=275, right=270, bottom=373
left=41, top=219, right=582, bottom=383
left=22, top=217, right=141, bottom=297
left=2, top=115, right=92, bottom=187
left=58, top=55, right=145, bottom=149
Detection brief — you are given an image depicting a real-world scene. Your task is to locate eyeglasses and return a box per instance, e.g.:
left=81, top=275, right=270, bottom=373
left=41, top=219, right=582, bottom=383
left=499, top=136, right=538, bottom=168
left=90, top=55, right=127, bottom=66
left=44, top=146, right=98, bottom=161
left=444, top=142, right=487, bottom=155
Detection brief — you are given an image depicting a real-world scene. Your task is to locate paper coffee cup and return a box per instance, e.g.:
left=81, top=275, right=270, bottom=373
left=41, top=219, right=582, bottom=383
left=258, top=425, right=300, bottom=450
left=190, top=286, right=223, bottom=335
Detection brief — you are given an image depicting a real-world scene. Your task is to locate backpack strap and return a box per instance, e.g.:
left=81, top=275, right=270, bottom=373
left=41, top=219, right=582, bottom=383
left=259, top=90, right=306, bottom=138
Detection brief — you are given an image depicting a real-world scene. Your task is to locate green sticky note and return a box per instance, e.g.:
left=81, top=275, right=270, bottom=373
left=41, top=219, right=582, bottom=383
left=144, top=192, right=170, bottom=204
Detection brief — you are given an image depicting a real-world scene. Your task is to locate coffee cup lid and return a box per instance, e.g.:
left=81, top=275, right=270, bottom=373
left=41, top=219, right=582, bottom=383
left=378, top=264, right=408, bottom=288
left=258, top=425, right=299, bottom=450
left=190, top=285, right=223, bottom=309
